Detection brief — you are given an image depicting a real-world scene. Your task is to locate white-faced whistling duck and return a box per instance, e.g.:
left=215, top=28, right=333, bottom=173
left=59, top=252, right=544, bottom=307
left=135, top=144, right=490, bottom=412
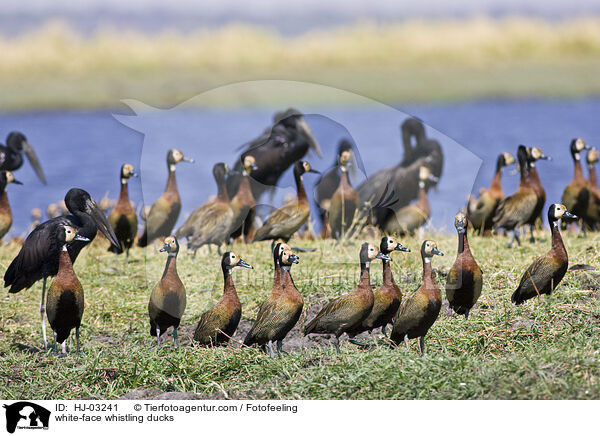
left=193, top=252, right=253, bottom=346
left=328, top=148, right=359, bottom=239
left=229, top=155, right=258, bottom=242
left=315, top=139, right=353, bottom=238
left=357, top=118, right=443, bottom=228
left=4, top=188, right=119, bottom=349
left=524, top=146, right=550, bottom=242
left=138, top=149, right=193, bottom=247
left=252, top=161, right=320, bottom=243
left=347, top=236, right=410, bottom=338
left=383, top=166, right=439, bottom=236
left=303, top=242, right=390, bottom=352
left=46, top=225, right=90, bottom=354
left=467, top=152, right=515, bottom=235
left=390, top=240, right=444, bottom=355
left=148, top=236, right=186, bottom=348
left=585, top=148, right=600, bottom=229
left=493, top=145, right=537, bottom=247
left=184, top=164, right=235, bottom=255
left=244, top=246, right=302, bottom=356
left=107, top=163, right=138, bottom=261
left=176, top=163, right=230, bottom=251
left=230, top=108, right=322, bottom=205
left=445, top=213, right=483, bottom=319
left=562, top=138, right=591, bottom=234
left=0, top=171, right=22, bottom=240
left=0, top=132, right=46, bottom=184
left=511, top=204, right=576, bottom=305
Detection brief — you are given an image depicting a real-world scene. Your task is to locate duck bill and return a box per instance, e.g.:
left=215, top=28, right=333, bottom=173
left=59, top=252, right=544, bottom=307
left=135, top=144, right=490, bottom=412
left=395, top=243, right=410, bottom=252
left=432, top=247, right=444, bottom=256
left=159, top=244, right=169, bottom=252
left=74, top=234, right=91, bottom=242
left=130, top=171, right=139, bottom=178
left=182, top=156, right=195, bottom=163
left=288, top=254, right=300, bottom=264
left=22, top=141, right=47, bottom=185
left=238, top=259, right=253, bottom=269
left=376, top=251, right=392, bottom=261
left=11, top=178, right=23, bottom=185
left=86, top=198, right=121, bottom=250
left=427, top=174, right=440, bottom=183
left=308, top=168, right=321, bottom=175
left=539, top=155, right=552, bottom=161
left=296, top=117, right=322, bottom=158
left=563, top=211, right=578, bottom=220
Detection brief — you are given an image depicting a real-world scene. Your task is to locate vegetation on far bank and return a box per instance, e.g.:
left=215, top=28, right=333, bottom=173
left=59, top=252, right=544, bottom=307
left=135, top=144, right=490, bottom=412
left=0, top=230, right=599, bottom=400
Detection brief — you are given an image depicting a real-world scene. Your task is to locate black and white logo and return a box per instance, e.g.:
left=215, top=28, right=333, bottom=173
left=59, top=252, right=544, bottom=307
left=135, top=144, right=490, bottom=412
left=3, top=402, right=51, bottom=433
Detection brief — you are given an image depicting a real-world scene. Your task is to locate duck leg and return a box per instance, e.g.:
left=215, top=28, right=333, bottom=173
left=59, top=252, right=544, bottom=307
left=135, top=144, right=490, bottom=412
left=529, top=224, right=535, bottom=243
left=53, top=330, right=57, bottom=354
left=404, top=335, right=410, bottom=351
left=155, top=325, right=161, bottom=349
left=62, top=341, right=67, bottom=355
left=40, top=277, right=47, bottom=349
left=267, top=340, right=275, bottom=358
left=419, top=336, right=427, bottom=355
left=276, top=340, right=284, bottom=355
left=464, top=308, right=470, bottom=320
left=173, top=327, right=179, bottom=348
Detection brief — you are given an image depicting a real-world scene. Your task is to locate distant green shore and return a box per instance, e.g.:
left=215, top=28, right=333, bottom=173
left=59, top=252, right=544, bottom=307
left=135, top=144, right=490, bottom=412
left=1, top=18, right=600, bottom=111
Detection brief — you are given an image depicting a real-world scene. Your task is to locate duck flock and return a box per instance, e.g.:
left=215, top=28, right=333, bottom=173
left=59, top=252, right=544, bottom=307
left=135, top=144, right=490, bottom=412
left=0, top=109, right=596, bottom=356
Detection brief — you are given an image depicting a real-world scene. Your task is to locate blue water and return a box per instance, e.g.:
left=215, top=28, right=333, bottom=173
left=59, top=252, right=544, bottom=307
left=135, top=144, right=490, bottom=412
left=1, top=98, right=599, bottom=238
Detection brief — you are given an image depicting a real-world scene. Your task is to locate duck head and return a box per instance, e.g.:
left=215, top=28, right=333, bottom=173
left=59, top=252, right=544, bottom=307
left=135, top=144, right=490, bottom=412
left=167, top=149, right=194, bottom=170
left=159, top=235, right=180, bottom=256
left=213, top=162, right=229, bottom=183
left=222, top=252, right=253, bottom=271
left=498, top=152, right=515, bottom=171
left=272, top=241, right=291, bottom=265
left=418, top=166, right=439, bottom=188
left=338, top=150, right=353, bottom=172
left=379, top=236, right=410, bottom=256
left=120, top=163, right=137, bottom=182
left=548, top=203, right=577, bottom=225
left=360, top=242, right=391, bottom=265
left=279, top=247, right=299, bottom=267
left=294, top=161, right=320, bottom=177
left=421, top=240, right=444, bottom=263
left=454, top=212, right=469, bottom=234
left=0, top=171, right=23, bottom=190
left=61, top=225, right=90, bottom=249
left=6, top=131, right=46, bottom=185
left=242, top=155, right=258, bottom=175
left=528, top=146, right=551, bottom=165
left=587, top=148, right=599, bottom=166
left=569, top=138, right=589, bottom=161
left=64, top=188, right=120, bottom=249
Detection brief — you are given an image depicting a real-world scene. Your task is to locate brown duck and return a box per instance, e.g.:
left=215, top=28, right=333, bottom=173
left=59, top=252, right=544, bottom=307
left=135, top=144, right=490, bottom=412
left=585, top=148, right=600, bottom=228
left=46, top=225, right=90, bottom=353
left=446, top=213, right=483, bottom=319
left=347, top=236, right=410, bottom=337
left=467, top=152, right=515, bottom=235
left=252, top=161, right=320, bottom=242
left=107, top=163, right=138, bottom=260
left=329, top=149, right=359, bottom=239
left=390, top=240, right=444, bottom=355
left=148, top=236, right=186, bottom=348
left=493, top=145, right=538, bottom=247
left=193, top=252, right=253, bottom=346
left=0, top=171, right=22, bottom=240
left=511, top=204, right=576, bottom=305
left=383, top=166, right=438, bottom=236
left=138, top=149, right=193, bottom=247
left=244, top=246, right=302, bottom=356
left=562, top=138, right=591, bottom=233
left=229, top=156, right=258, bottom=242
left=303, top=242, right=390, bottom=352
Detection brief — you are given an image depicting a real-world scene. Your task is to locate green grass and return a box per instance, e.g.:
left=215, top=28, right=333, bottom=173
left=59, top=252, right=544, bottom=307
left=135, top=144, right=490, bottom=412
left=0, top=230, right=599, bottom=400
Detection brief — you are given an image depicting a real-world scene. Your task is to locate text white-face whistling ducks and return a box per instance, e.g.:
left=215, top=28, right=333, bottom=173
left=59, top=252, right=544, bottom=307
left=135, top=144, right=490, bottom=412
left=445, top=213, right=483, bottom=319
left=391, top=240, right=444, bottom=355
left=107, top=163, right=138, bottom=261
left=148, top=236, right=186, bottom=349
left=46, top=225, right=90, bottom=354
left=138, top=149, right=193, bottom=247
left=0, top=171, right=23, bottom=240
left=5, top=188, right=120, bottom=349
left=512, top=204, right=576, bottom=305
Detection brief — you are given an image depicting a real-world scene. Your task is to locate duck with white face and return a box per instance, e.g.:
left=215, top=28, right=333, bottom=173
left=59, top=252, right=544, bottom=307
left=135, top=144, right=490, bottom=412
left=303, top=242, right=390, bottom=352
left=107, top=163, right=139, bottom=261
left=512, top=204, right=576, bottom=305
left=229, top=155, right=259, bottom=242
left=561, top=138, right=590, bottom=235
left=390, top=240, right=444, bottom=355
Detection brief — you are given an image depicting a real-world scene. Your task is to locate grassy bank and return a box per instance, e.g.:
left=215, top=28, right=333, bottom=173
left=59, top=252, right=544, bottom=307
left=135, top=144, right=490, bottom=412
left=0, top=230, right=599, bottom=400
left=2, top=17, right=600, bottom=110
